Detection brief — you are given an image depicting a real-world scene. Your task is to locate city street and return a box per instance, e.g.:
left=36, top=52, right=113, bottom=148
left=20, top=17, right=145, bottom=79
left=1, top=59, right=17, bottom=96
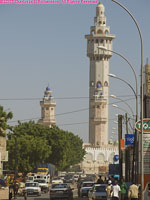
left=18, top=189, right=88, bottom=200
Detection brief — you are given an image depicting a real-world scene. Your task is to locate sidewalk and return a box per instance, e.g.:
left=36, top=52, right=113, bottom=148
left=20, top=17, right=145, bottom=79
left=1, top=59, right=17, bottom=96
left=0, top=187, right=9, bottom=200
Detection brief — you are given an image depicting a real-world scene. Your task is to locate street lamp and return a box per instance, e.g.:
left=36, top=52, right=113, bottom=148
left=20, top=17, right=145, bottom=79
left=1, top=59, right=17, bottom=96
left=108, top=73, right=136, bottom=99
left=112, top=104, right=134, bottom=131
left=110, top=94, right=134, bottom=119
left=98, top=46, right=138, bottom=121
left=111, top=0, right=144, bottom=195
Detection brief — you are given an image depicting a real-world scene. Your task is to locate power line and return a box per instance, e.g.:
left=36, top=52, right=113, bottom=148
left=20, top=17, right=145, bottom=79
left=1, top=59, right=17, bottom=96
left=8, top=97, right=135, bottom=124
left=0, top=94, right=140, bottom=101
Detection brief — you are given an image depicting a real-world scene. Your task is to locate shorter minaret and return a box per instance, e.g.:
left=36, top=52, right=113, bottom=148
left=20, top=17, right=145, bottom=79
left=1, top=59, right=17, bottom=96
left=39, top=87, right=56, bottom=127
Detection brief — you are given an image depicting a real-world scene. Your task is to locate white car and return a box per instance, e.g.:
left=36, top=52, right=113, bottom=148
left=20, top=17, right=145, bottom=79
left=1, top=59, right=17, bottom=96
left=34, top=179, right=49, bottom=193
left=25, top=182, right=41, bottom=196
left=52, top=177, right=63, bottom=184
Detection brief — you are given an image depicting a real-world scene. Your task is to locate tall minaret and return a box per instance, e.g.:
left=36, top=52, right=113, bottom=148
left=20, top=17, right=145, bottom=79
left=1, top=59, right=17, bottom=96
left=85, top=2, right=115, bottom=146
left=39, top=87, right=56, bottom=127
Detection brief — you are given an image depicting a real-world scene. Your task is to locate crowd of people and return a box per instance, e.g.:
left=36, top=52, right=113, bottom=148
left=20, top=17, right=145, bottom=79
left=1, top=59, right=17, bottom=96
left=97, top=175, right=139, bottom=200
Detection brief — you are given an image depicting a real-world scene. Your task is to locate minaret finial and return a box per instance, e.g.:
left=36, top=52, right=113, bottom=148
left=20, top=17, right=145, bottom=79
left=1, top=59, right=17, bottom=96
left=146, top=58, right=149, bottom=65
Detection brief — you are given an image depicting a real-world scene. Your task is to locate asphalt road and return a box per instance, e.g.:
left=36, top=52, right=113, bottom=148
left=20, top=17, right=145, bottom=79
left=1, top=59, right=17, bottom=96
left=17, top=187, right=88, bottom=200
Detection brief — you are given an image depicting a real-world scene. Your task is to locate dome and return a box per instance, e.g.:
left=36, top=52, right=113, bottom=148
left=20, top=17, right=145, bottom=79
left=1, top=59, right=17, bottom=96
left=97, top=2, right=104, bottom=8
left=46, top=86, right=50, bottom=91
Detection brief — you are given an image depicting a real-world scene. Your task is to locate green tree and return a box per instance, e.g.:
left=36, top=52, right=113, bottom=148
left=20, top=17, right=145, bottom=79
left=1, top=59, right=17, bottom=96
left=0, top=106, right=13, bottom=137
left=7, top=121, right=85, bottom=172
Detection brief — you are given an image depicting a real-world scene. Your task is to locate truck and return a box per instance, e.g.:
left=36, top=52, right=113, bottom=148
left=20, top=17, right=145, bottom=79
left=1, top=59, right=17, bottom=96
left=36, top=163, right=55, bottom=177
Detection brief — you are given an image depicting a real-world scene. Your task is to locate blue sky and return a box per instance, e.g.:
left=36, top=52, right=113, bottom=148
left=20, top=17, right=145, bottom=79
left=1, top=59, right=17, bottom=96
left=0, top=0, right=149, bottom=142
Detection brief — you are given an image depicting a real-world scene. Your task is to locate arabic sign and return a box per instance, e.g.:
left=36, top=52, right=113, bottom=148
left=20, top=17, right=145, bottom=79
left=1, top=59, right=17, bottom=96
left=135, top=118, right=150, bottom=133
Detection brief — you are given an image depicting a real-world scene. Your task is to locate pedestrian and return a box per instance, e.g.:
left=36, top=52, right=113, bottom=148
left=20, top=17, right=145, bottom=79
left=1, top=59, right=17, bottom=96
left=128, top=182, right=139, bottom=200
left=120, top=178, right=127, bottom=200
left=97, top=175, right=104, bottom=184
left=106, top=180, right=113, bottom=200
left=111, top=180, right=121, bottom=200
left=104, top=177, right=108, bottom=184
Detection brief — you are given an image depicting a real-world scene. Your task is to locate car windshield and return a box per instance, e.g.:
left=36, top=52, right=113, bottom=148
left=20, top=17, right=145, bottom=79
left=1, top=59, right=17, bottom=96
left=25, top=183, right=38, bottom=187
left=82, top=183, right=94, bottom=187
left=34, top=180, right=46, bottom=183
left=53, top=178, right=60, bottom=180
left=95, top=186, right=106, bottom=192
left=52, top=184, right=68, bottom=189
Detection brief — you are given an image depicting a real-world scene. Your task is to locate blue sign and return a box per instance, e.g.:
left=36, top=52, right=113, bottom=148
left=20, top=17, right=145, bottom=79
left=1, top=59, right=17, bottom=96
left=114, top=155, right=119, bottom=162
left=125, top=134, right=134, bottom=145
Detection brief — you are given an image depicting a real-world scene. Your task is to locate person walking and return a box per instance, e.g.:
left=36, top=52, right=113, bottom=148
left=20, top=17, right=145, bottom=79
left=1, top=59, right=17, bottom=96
left=111, top=180, right=121, bottom=200
left=106, top=180, right=113, bottom=200
left=128, top=182, right=139, bottom=200
left=97, top=175, right=104, bottom=184
left=120, top=178, right=127, bottom=200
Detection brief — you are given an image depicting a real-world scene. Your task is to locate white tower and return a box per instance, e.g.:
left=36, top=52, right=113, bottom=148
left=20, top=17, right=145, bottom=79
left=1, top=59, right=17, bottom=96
left=39, top=87, right=56, bottom=127
left=85, top=2, right=115, bottom=147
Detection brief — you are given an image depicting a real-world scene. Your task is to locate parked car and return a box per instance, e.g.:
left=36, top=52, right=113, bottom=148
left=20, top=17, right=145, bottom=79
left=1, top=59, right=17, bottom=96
left=25, top=182, right=41, bottom=196
left=52, top=177, right=63, bottom=184
left=50, top=183, right=73, bottom=200
left=88, top=184, right=107, bottom=200
left=0, top=178, right=7, bottom=187
left=80, top=181, right=95, bottom=197
left=34, top=179, right=49, bottom=193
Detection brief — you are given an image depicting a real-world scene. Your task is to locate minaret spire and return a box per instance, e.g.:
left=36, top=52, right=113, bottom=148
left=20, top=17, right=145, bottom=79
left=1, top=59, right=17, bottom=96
left=85, top=3, right=115, bottom=147
left=39, top=86, right=56, bottom=128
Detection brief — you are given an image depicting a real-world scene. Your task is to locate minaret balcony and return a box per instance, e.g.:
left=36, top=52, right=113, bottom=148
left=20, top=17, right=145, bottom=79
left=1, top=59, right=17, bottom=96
left=91, top=117, right=107, bottom=122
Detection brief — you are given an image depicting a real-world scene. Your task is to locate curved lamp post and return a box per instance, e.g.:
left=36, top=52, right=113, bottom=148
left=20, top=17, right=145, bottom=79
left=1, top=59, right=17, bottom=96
left=111, top=0, right=143, bottom=195
left=111, top=94, right=134, bottom=119
left=98, top=46, right=138, bottom=121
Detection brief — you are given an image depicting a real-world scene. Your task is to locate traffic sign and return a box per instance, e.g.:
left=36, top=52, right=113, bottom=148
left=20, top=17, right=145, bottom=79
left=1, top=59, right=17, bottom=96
left=135, top=118, right=150, bottom=133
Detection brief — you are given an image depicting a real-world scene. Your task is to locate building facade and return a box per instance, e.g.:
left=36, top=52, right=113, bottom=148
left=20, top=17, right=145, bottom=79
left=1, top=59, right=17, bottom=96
left=143, top=63, right=150, bottom=118
left=81, top=144, right=118, bottom=174
left=85, top=2, right=115, bottom=146
left=39, top=87, right=56, bottom=127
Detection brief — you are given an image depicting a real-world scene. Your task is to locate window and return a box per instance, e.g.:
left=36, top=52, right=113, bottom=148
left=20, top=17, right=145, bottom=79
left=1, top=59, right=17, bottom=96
left=97, top=82, right=102, bottom=88
left=96, top=39, right=99, bottom=43
left=104, top=81, right=108, bottom=86
left=46, top=107, right=49, bottom=110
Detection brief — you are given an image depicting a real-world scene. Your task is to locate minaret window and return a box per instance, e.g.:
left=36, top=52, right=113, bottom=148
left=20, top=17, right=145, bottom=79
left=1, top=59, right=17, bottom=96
left=97, top=29, right=103, bottom=34
left=103, top=21, right=105, bottom=25
left=91, top=81, right=94, bottom=86
left=97, top=82, right=102, bottom=88
left=96, top=39, right=99, bottom=43
left=105, top=30, right=109, bottom=35
left=104, top=81, right=108, bottom=86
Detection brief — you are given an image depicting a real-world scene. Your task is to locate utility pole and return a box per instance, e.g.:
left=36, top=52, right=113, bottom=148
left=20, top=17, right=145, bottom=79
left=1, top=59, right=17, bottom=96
left=118, top=114, right=123, bottom=179
left=125, top=113, right=130, bottom=182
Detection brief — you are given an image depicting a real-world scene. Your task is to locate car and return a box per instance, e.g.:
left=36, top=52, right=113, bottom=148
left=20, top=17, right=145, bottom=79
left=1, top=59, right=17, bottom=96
left=80, top=181, right=95, bottom=197
left=52, top=177, right=63, bottom=184
left=64, top=174, right=74, bottom=184
left=88, top=184, right=107, bottom=200
left=25, top=182, right=41, bottom=196
left=34, top=179, right=49, bottom=193
left=50, top=183, right=73, bottom=200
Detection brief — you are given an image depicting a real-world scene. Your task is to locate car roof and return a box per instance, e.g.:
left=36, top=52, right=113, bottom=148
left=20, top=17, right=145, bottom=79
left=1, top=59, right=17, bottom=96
left=94, top=184, right=107, bottom=186
left=82, top=181, right=95, bottom=183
